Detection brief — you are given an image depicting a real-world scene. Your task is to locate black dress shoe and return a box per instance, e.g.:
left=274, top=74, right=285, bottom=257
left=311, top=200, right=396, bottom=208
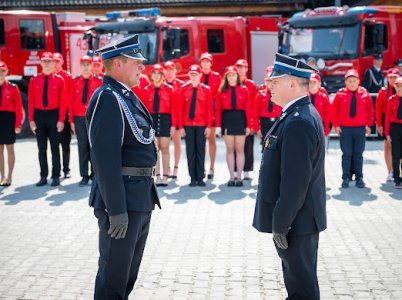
left=51, top=177, right=60, bottom=186
left=79, top=177, right=89, bottom=187
left=36, top=178, right=47, bottom=187
left=189, top=180, right=197, bottom=187
left=235, top=180, right=243, bottom=187
left=227, top=180, right=235, bottom=187
left=64, top=172, right=71, bottom=179
left=197, top=180, right=206, bottom=187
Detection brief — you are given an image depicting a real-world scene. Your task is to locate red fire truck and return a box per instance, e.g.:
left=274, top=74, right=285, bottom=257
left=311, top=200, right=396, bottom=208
left=0, top=10, right=94, bottom=136
left=84, top=8, right=284, bottom=84
left=278, top=6, right=402, bottom=93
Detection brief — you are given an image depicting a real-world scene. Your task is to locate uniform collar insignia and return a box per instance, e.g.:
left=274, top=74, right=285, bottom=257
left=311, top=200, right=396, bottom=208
left=294, top=112, right=299, bottom=116
left=122, top=88, right=130, bottom=98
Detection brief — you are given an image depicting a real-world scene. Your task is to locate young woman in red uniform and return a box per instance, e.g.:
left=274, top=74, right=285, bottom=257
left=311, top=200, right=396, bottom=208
left=216, top=66, right=252, bottom=187
left=0, top=62, right=23, bottom=186
left=253, top=66, right=282, bottom=140
left=376, top=68, right=399, bottom=181
left=200, top=53, right=221, bottom=180
left=384, top=77, right=402, bottom=188
left=70, top=55, right=102, bottom=186
left=91, top=56, right=104, bottom=78
left=163, top=61, right=184, bottom=179
left=139, top=64, right=175, bottom=186
left=179, top=64, right=213, bottom=187
left=308, top=73, right=331, bottom=137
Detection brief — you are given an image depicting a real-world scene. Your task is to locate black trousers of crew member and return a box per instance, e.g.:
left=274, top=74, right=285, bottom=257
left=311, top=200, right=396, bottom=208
left=390, top=123, right=402, bottom=183
left=340, top=126, right=366, bottom=180
left=275, top=233, right=320, bottom=300
left=243, top=135, right=254, bottom=172
left=184, top=126, right=206, bottom=182
left=34, top=109, right=61, bottom=179
left=74, top=116, right=93, bottom=178
left=59, top=110, right=71, bottom=174
left=94, top=209, right=152, bottom=300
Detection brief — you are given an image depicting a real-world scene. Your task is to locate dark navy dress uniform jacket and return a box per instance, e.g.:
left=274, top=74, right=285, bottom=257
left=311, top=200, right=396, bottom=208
left=86, top=76, right=161, bottom=215
left=253, top=96, right=327, bottom=236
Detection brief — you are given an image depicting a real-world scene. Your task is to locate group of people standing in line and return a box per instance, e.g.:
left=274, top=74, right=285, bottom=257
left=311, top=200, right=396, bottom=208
left=1, top=50, right=402, bottom=189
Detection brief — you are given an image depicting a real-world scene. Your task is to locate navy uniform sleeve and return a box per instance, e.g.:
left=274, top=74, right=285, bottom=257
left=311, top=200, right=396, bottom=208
left=89, top=90, right=126, bottom=216
left=273, top=118, right=317, bottom=234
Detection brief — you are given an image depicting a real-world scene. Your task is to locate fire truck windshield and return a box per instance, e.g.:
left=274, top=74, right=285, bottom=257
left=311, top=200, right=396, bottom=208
left=284, top=24, right=360, bottom=60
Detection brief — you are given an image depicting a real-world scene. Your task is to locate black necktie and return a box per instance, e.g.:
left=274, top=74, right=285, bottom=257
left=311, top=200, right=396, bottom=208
left=310, top=93, right=316, bottom=106
left=189, top=87, right=197, bottom=120
left=203, top=74, right=209, bottom=86
left=153, top=87, right=160, bottom=113
left=392, top=87, right=396, bottom=95
left=82, top=78, right=89, bottom=105
left=398, top=97, right=402, bottom=120
left=43, top=75, right=49, bottom=107
left=231, top=86, right=236, bottom=109
left=349, top=91, right=357, bottom=118
left=268, top=94, right=273, bottom=112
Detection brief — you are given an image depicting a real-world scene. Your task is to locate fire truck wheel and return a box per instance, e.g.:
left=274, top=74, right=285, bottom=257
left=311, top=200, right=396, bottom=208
left=17, top=91, right=34, bottom=139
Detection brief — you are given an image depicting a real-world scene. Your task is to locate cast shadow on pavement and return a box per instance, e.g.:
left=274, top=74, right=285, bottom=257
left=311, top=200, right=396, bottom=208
left=331, top=186, right=377, bottom=206
left=158, top=180, right=217, bottom=204
left=379, top=183, right=402, bottom=201
left=207, top=183, right=248, bottom=205
left=0, top=181, right=88, bottom=206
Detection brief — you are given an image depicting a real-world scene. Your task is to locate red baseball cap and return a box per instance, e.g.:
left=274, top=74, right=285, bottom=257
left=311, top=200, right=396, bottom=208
left=235, top=59, right=248, bottom=67
left=41, top=52, right=54, bottom=61
left=0, top=61, right=8, bottom=70
left=163, top=61, right=175, bottom=70
left=80, top=55, right=92, bottom=63
left=53, top=52, right=63, bottom=61
left=200, top=52, right=212, bottom=62
left=224, top=65, right=238, bottom=76
left=92, top=56, right=102, bottom=65
left=387, top=68, right=400, bottom=77
left=345, top=69, right=359, bottom=79
left=310, top=72, right=321, bottom=81
left=264, top=66, right=273, bottom=80
left=395, top=77, right=402, bottom=85
left=188, top=64, right=202, bottom=74
left=152, top=64, right=164, bottom=73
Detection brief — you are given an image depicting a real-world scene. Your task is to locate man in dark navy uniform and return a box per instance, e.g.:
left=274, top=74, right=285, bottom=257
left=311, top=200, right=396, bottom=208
left=363, top=53, right=385, bottom=93
left=253, top=53, right=327, bottom=300
left=86, top=35, right=161, bottom=299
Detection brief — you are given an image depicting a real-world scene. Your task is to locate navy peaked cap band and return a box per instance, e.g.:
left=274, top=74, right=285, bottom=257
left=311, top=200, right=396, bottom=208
left=271, top=53, right=317, bottom=79
left=95, top=34, right=146, bottom=61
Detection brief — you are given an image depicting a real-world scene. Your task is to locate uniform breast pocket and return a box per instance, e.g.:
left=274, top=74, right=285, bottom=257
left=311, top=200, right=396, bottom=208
left=123, top=176, right=154, bottom=211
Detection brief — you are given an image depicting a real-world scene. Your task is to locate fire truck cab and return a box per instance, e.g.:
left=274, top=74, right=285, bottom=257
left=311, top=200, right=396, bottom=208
left=278, top=6, right=402, bottom=93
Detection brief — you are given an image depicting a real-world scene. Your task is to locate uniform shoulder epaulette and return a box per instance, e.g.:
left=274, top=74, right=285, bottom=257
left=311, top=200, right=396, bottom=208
left=240, top=85, right=248, bottom=90
left=54, top=73, right=63, bottom=79
left=212, top=71, right=220, bottom=76
left=72, top=75, right=80, bottom=80
left=176, top=78, right=184, bottom=84
left=8, top=82, right=17, bottom=87
left=246, top=79, right=255, bottom=84
left=337, top=87, right=347, bottom=93
left=143, top=83, right=152, bottom=90
left=181, top=81, right=192, bottom=88
left=94, top=75, right=102, bottom=80
left=257, top=89, right=266, bottom=95
left=201, top=83, right=211, bottom=89
left=163, top=82, right=173, bottom=89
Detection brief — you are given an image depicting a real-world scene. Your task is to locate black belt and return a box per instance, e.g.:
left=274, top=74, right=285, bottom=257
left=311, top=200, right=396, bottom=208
left=122, top=166, right=155, bottom=177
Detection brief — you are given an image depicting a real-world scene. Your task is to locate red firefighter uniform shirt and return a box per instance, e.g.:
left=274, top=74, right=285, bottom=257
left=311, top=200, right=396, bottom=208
left=384, top=94, right=402, bottom=136
left=70, top=75, right=102, bottom=120
left=166, top=78, right=184, bottom=124
left=376, top=85, right=396, bottom=127
left=139, top=83, right=177, bottom=127
left=200, top=71, right=221, bottom=99
left=56, top=70, right=73, bottom=115
left=132, top=74, right=150, bottom=96
left=178, top=82, right=213, bottom=128
left=252, top=89, right=282, bottom=131
left=28, top=73, right=66, bottom=122
left=215, top=85, right=252, bottom=128
left=308, top=89, right=331, bottom=136
left=331, top=87, right=374, bottom=128
left=0, top=80, right=23, bottom=128
left=242, top=79, right=257, bottom=103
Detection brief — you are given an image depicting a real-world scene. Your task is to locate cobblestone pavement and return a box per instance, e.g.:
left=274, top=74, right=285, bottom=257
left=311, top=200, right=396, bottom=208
left=0, top=137, right=402, bottom=300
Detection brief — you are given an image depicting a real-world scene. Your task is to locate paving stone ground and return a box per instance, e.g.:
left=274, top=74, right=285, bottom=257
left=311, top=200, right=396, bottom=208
left=0, top=137, right=401, bottom=299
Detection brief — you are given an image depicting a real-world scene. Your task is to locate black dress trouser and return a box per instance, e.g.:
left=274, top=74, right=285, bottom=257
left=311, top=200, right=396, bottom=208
left=184, top=126, right=206, bottom=181
left=59, top=111, right=71, bottom=174
left=74, top=116, right=92, bottom=178
left=390, top=123, right=402, bottom=183
left=34, top=109, right=61, bottom=179
left=275, top=233, right=320, bottom=300
left=94, top=209, right=152, bottom=300
left=243, top=134, right=254, bottom=172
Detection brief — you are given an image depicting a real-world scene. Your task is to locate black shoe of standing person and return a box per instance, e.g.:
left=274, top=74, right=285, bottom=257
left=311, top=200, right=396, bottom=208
left=51, top=177, right=60, bottom=187
left=189, top=180, right=197, bottom=187
left=235, top=179, right=243, bottom=187
left=36, top=178, right=47, bottom=187
left=79, top=176, right=89, bottom=187
left=64, top=171, right=71, bottom=179
left=341, top=178, right=349, bottom=188
left=197, top=180, right=206, bottom=187
left=227, top=179, right=235, bottom=187
left=356, top=178, right=365, bottom=188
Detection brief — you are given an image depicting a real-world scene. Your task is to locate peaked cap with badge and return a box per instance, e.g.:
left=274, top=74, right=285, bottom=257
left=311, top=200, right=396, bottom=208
left=95, top=34, right=146, bottom=61
left=270, top=53, right=318, bottom=79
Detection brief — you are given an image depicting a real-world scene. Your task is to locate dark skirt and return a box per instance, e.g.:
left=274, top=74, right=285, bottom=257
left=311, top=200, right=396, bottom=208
left=0, top=111, right=16, bottom=144
left=151, top=113, right=172, bottom=137
left=222, top=109, right=246, bottom=136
